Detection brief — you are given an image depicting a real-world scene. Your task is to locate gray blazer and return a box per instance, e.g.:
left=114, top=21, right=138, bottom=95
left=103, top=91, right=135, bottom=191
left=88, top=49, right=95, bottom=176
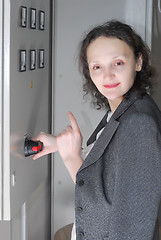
left=75, top=89, right=161, bottom=240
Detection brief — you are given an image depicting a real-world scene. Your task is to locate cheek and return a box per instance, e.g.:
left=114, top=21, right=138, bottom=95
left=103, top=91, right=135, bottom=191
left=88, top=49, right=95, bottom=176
left=89, top=72, right=98, bottom=84
left=90, top=76, right=101, bottom=90
left=124, top=67, right=136, bottom=81
left=129, top=69, right=137, bottom=82
left=90, top=78, right=97, bottom=88
left=89, top=70, right=94, bottom=81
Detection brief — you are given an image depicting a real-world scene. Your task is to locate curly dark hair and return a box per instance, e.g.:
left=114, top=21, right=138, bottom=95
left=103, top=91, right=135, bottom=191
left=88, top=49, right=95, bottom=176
left=79, top=20, right=156, bottom=109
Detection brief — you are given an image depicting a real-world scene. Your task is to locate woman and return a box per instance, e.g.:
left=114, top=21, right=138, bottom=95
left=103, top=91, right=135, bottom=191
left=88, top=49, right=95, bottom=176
left=33, top=20, right=161, bottom=239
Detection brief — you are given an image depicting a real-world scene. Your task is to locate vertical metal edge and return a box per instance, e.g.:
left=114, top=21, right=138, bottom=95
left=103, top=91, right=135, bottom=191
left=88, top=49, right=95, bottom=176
left=47, top=0, right=53, bottom=238
left=0, top=0, right=3, bottom=220
left=51, top=0, right=55, bottom=238
left=145, top=0, right=153, bottom=49
left=3, top=0, right=11, bottom=220
left=21, top=202, right=27, bottom=240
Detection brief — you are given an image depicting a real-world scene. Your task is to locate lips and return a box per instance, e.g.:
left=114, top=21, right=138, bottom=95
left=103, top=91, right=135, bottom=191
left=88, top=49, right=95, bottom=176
left=103, top=83, right=120, bottom=88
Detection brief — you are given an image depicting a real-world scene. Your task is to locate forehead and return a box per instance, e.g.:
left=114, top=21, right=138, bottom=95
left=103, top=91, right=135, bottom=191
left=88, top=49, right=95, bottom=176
left=87, top=37, right=134, bottom=61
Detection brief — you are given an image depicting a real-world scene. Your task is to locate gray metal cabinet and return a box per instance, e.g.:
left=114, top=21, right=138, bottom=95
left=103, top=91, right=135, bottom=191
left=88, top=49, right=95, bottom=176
left=0, top=0, right=52, bottom=238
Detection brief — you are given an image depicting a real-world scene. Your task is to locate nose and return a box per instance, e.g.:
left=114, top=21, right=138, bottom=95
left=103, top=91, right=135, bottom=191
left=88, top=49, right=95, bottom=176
left=103, top=67, right=115, bottom=81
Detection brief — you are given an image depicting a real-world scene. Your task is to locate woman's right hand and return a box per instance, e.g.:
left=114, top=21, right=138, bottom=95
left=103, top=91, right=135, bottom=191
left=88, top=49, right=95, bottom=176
left=56, top=112, right=83, bottom=163
left=32, top=132, right=58, bottom=160
left=56, top=112, right=83, bottom=182
left=32, top=112, right=83, bottom=182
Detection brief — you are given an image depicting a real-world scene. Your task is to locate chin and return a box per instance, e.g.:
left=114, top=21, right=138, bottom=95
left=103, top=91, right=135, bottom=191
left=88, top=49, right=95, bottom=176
left=105, top=94, right=120, bottom=100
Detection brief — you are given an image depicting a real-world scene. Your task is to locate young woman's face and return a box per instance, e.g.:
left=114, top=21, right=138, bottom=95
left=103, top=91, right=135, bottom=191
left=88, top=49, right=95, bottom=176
left=87, top=37, right=142, bottom=107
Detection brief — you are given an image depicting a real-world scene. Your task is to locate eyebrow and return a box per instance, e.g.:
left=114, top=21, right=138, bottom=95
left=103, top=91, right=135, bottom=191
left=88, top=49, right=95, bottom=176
left=88, top=55, right=127, bottom=64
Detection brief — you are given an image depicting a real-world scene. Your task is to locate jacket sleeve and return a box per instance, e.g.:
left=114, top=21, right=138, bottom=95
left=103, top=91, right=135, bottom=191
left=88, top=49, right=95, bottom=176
left=108, top=113, right=161, bottom=240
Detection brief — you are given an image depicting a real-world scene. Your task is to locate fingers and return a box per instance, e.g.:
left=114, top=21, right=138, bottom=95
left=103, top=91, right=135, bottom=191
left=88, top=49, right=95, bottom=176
left=32, top=133, right=58, bottom=159
left=68, top=112, right=80, bottom=133
left=32, top=132, right=45, bottom=142
left=31, top=136, right=39, bottom=142
left=66, top=125, right=72, bottom=131
left=32, top=112, right=80, bottom=161
left=33, top=148, right=48, bottom=160
left=33, top=152, right=43, bottom=160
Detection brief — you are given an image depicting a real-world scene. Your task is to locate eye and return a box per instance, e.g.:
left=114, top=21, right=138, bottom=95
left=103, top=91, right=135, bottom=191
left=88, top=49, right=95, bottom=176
left=92, top=65, right=101, bottom=70
left=113, top=60, right=124, bottom=67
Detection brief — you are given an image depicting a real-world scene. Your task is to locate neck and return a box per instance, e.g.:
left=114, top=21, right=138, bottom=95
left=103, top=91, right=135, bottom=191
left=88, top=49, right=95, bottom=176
left=108, top=97, right=123, bottom=113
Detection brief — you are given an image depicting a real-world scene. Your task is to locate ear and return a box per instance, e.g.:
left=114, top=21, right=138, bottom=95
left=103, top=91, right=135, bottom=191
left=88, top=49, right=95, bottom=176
left=135, top=54, right=143, bottom=72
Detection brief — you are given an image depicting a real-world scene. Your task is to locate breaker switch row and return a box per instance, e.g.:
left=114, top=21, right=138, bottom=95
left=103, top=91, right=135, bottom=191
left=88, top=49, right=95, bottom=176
left=21, top=6, right=45, bottom=30
left=19, top=49, right=44, bottom=72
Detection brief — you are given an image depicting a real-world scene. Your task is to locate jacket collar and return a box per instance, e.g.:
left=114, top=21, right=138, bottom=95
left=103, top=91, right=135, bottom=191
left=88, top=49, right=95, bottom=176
left=112, top=87, right=141, bottom=120
left=86, top=87, right=140, bottom=146
left=77, top=88, right=142, bottom=173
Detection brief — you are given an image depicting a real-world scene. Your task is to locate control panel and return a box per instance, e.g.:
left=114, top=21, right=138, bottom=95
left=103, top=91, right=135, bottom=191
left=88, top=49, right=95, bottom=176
left=1, top=0, right=51, bottom=220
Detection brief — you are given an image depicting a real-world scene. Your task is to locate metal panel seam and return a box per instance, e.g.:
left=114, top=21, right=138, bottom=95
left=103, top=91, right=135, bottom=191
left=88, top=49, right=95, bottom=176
left=0, top=0, right=4, bottom=220
left=51, top=0, right=56, bottom=238
left=145, top=0, right=153, bottom=49
left=3, top=0, right=11, bottom=220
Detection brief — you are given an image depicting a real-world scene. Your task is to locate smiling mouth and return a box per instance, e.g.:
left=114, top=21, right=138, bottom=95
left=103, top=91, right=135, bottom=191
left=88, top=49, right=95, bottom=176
left=103, top=83, right=120, bottom=89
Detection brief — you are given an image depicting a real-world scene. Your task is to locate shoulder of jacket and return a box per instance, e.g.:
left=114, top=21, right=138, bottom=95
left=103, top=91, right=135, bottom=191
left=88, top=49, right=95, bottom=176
left=119, top=111, right=159, bottom=134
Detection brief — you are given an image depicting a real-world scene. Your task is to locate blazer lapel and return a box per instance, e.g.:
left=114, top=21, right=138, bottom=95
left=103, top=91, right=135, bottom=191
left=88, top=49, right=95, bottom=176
left=78, top=88, right=141, bottom=173
left=78, top=117, right=119, bottom=172
left=86, top=111, right=109, bottom=146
